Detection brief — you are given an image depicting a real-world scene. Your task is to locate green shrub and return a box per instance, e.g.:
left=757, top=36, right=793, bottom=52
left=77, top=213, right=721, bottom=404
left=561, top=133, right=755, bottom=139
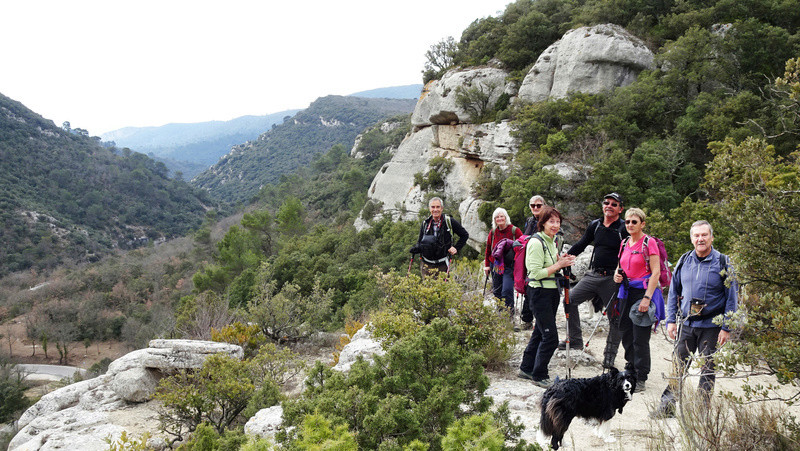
left=281, top=319, right=492, bottom=450
left=368, top=269, right=515, bottom=369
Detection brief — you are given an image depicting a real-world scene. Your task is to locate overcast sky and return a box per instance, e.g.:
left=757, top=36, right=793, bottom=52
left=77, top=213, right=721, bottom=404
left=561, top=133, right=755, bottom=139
left=1, top=1, right=511, bottom=135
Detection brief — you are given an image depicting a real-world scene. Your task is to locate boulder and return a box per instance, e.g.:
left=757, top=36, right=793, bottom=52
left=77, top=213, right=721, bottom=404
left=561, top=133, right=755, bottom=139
left=107, top=339, right=243, bottom=376
left=518, top=24, right=654, bottom=103
left=412, top=67, right=516, bottom=127
left=10, top=340, right=244, bottom=451
left=333, top=326, right=385, bottom=372
left=244, top=405, right=284, bottom=439
left=109, top=367, right=160, bottom=403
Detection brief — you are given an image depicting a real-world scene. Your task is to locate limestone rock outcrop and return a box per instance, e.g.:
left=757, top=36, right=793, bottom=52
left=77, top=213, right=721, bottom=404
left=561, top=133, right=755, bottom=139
left=518, top=24, right=654, bottom=103
left=356, top=24, right=652, bottom=250
left=9, top=340, right=243, bottom=451
left=412, top=66, right=516, bottom=127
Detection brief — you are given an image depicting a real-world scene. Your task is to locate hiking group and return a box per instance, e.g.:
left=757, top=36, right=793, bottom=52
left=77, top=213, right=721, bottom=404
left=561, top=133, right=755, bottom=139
left=414, top=192, right=738, bottom=403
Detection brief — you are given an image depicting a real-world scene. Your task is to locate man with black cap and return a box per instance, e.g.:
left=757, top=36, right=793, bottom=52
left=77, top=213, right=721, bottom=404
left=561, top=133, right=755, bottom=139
left=561, top=193, right=629, bottom=368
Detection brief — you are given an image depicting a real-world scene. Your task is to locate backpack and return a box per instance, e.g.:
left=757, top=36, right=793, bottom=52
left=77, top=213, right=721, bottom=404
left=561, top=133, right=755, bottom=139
left=513, top=233, right=561, bottom=294
left=418, top=215, right=454, bottom=260
left=618, top=234, right=672, bottom=289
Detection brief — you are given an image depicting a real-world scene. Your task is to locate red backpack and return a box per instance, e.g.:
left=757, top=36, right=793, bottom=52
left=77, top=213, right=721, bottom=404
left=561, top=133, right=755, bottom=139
left=512, top=235, right=532, bottom=294
left=513, top=233, right=562, bottom=294
left=618, top=234, right=672, bottom=289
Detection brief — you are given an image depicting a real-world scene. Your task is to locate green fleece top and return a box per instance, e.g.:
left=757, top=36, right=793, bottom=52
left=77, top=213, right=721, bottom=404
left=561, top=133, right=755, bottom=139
left=526, top=232, right=559, bottom=289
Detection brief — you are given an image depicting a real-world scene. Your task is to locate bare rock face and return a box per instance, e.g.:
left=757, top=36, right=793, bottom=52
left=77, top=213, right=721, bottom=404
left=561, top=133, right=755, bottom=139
left=518, top=23, right=654, bottom=103
left=412, top=67, right=517, bottom=127
left=356, top=122, right=518, bottom=249
left=9, top=340, right=243, bottom=451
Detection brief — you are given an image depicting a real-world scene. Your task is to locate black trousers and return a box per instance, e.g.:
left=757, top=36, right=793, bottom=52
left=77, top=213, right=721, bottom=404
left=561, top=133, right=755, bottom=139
left=618, top=286, right=652, bottom=382
left=520, top=287, right=560, bottom=380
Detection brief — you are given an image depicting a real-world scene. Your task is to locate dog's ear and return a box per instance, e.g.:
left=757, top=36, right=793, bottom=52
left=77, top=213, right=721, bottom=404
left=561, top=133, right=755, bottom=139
left=608, top=366, right=619, bottom=376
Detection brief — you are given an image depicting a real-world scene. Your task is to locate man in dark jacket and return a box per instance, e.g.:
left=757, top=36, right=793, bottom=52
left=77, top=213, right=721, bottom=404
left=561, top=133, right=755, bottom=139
left=652, top=220, right=738, bottom=417
left=415, top=197, right=469, bottom=277
left=562, top=193, right=629, bottom=368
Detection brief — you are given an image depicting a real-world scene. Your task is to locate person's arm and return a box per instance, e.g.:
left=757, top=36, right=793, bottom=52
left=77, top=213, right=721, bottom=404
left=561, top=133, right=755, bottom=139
left=640, top=252, right=660, bottom=312
left=483, top=232, right=494, bottom=274
left=567, top=220, right=595, bottom=256
left=720, top=259, right=738, bottom=333
left=450, top=217, right=469, bottom=254
left=666, top=255, right=683, bottom=339
left=514, top=226, right=523, bottom=240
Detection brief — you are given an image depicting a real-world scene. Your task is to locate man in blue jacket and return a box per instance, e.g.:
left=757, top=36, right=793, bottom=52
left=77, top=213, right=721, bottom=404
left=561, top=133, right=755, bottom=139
left=653, top=220, right=738, bottom=417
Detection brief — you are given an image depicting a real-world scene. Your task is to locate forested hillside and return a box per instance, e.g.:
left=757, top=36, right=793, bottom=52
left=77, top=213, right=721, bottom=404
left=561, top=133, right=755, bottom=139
left=191, top=95, right=416, bottom=204
left=0, top=93, right=213, bottom=276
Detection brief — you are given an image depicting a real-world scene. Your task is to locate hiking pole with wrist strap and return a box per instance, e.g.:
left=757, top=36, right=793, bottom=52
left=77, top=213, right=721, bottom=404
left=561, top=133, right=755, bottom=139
left=575, top=283, right=621, bottom=364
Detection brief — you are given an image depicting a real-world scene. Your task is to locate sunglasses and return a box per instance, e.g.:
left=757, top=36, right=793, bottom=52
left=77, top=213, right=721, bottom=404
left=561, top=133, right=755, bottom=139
left=530, top=204, right=543, bottom=208
left=625, top=219, right=640, bottom=225
left=603, top=200, right=619, bottom=207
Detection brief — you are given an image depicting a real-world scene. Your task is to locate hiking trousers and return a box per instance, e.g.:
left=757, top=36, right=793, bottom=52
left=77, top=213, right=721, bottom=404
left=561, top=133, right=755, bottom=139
left=565, top=270, right=618, bottom=343
left=520, top=287, right=560, bottom=380
left=619, top=286, right=652, bottom=382
left=659, top=325, right=721, bottom=408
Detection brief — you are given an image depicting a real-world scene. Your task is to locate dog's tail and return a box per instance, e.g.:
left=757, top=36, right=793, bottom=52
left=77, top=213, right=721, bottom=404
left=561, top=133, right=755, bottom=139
left=540, top=396, right=569, bottom=438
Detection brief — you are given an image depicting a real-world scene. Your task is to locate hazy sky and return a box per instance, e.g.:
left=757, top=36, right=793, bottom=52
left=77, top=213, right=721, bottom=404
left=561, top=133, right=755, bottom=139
left=1, top=1, right=511, bottom=135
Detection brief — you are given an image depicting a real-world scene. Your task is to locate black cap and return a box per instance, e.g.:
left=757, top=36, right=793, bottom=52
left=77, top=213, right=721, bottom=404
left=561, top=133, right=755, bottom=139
left=604, top=192, right=623, bottom=204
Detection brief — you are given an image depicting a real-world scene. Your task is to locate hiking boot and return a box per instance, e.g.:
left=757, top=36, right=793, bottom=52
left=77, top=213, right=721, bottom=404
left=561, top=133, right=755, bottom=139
left=532, top=378, right=553, bottom=389
left=602, top=354, right=616, bottom=369
left=557, top=340, right=577, bottom=351
left=633, top=381, right=646, bottom=393
left=517, top=369, right=535, bottom=381
left=521, top=321, right=533, bottom=331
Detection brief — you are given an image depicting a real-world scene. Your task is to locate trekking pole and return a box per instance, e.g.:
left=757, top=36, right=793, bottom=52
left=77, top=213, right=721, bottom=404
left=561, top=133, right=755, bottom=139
left=407, top=254, right=414, bottom=275
left=562, top=273, right=572, bottom=379
left=575, top=287, right=620, bottom=361
left=482, top=269, right=489, bottom=297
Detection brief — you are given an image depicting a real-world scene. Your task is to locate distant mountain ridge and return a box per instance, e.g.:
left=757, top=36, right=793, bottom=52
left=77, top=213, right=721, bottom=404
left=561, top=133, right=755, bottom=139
left=191, top=95, right=416, bottom=204
left=101, top=85, right=422, bottom=179
left=102, top=111, right=299, bottom=177
left=348, top=84, right=423, bottom=99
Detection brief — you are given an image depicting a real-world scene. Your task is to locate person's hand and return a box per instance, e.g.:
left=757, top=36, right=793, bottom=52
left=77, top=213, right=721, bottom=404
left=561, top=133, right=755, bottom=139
left=558, top=254, right=575, bottom=268
left=638, top=298, right=651, bottom=312
left=718, top=329, right=730, bottom=346
left=667, top=323, right=677, bottom=340
left=448, top=246, right=457, bottom=255
left=483, top=266, right=490, bottom=275
left=613, top=272, right=623, bottom=283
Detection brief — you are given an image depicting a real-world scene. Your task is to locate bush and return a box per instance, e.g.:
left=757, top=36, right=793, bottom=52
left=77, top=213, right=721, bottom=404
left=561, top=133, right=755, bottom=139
left=156, top=343, right=300, bottom=443
left=0, top=358, right=30, bottom=423
left=247, top=262, right=333, bottom=343
left=281, top=318, right=492, bottom=450
left=369, top=269, right=516, bottom=368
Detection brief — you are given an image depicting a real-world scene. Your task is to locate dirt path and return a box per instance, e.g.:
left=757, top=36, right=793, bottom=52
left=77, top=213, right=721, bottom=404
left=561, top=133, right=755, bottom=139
left=490, top=302, right=797, bottom=450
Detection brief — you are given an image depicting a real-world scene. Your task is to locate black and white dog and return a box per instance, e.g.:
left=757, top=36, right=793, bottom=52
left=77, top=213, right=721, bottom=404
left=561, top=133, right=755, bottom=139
left=537, top=367, right=636, bottom=449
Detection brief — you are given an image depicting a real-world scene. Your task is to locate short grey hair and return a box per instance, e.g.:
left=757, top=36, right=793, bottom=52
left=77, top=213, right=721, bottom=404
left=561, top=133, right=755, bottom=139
left=428, top=197, right=444, bottom=208
left=491, top=207, right=512, bottom=229
left=690, top=220, right=714, bottom=237
left=529, top=195, right=546, bottom=205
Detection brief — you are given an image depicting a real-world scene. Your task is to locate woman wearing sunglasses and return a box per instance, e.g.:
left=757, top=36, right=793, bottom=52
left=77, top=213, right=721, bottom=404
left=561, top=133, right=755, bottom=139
left=612, top=208, right=662, bottom=393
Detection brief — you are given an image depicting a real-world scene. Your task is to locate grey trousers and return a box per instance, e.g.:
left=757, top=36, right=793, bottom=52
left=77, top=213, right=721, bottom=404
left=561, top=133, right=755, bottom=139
left=565, top=270, right=619, bottom=344
left=659, top=325, right=721, bottom=408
